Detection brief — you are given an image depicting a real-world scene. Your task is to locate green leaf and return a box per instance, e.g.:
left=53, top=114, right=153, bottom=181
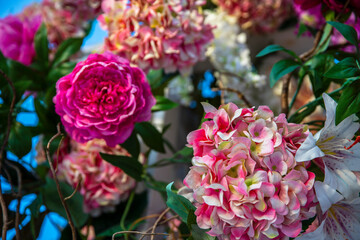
left=52, top=38, right=83, bottom=67
left=47, top=62, right=76, bottom=83
left=269, top=59, right=301, bottom=87
left=297, top=23, right=308, bottom=37
left=8, top=122, right=32, bottom=158
left=120, top=130, right=140, bottom=159
left=328, top=21, right=359, bottom=50
left=27, top=193, right=43, bottom=218
left=42, top=178, right=88, bottom=227
left=0, top=50, right=8, bottom=75
left=147, top=69, right=163, bottom=88
left=34, top=24, right=49, bottom=67
left=316, top=23, right=332, bottom=53
left=335, top=80, right=360, bottom=125
left=289, top=87, right=343, bottom=123
left=187, top=210, right=215, bottom=240
left=135, top=122, right=165, bottom=153
left=256, top=45, right=299, bottom=59
left=289, top=66, right=308, bottom=110
left=166, top=182, right=195, bottom=222
left=100, top=153, right=143, bottom=181
left=152, top=96, right=178, bottom=112
left=324, top=57, right=360, bottom=79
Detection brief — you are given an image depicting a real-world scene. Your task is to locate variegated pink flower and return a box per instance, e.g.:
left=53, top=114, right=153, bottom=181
left=184, top=102, right=316, bottom=239
left=214, top=0, right=293, bottom=33
left=99, top=0, right=214, bottom=74
left=57, top=139, right=137, bottom=216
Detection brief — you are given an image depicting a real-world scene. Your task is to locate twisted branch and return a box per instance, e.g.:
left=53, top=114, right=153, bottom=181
left=0, top=69, right=16, bottom=240
left=46, top=124, right=76, bottom=240
left=6, top=162, right=22, bottom=240
left=150, top=208, right=170, bottom=240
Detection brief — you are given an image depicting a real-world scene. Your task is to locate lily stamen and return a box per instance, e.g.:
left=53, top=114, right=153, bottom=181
left=345, top=136, right=360, bottom=150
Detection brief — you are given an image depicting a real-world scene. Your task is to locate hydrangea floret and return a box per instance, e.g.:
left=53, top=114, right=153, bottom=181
left=57, top=139, right=137, bottom=216
left=213, top=0, right=293, bottom=33
left=54, top=52, right=155, bottom=147
left=99, top=0, right=214, bottom=74
left=184, top=102, right=316, bottom=239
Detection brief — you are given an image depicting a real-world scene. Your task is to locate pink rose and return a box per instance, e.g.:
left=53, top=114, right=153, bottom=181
left=0, top=14, right=41, bottom=65
left=54, top=52, right=155, bottom=147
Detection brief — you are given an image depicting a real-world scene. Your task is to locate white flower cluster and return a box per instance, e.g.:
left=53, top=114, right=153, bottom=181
left=205, top=10, right=266, bottom=103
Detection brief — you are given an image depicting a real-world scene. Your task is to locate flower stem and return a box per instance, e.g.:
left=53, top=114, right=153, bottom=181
left=120, top=190, right=136, bottom=240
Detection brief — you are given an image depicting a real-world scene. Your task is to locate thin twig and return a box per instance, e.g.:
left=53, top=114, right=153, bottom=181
left=64, top=176, right=82, bottom=201
left=139, top=214, right=180, bottom=240
left=212, top=87, right=251, bottom=108
left=128, top=214, right=161, bottom=231
left=0, top=69, right=16, bottom=240
left=55, top=135, right=65, bottom=173
left=46, top=124, right=76, bottom=240
left=150, top=208, right=170, bottom=240
left=281, top=74, right=292, bottom=116
left=6, top=162, right=22, bottom=240
left=112, top=231, right=169, bottom=240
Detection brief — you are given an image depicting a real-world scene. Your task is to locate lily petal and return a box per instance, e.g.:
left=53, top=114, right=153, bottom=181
left=314, top=181, right=343, bottom=213
left=295, top=132, right=325, bottom=162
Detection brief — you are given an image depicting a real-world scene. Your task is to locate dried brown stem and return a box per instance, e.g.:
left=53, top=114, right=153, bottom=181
left=212, top=87, right=251, bottom=108
left=54, top=135, right=65, bottom=173
left=217, top=72, right=252, bottom=107
left=116, top=213, right=180, bottom=240
left=113, top=231, right=169, bottom=239
left=150, top=208, right=170, bottom=240
left=0, top=69, right=16, bottom=240
left=281, top=74, right=292, bottom=116
left=46, top=124, right=76, bottom=240
left=64, top=176, right=82, bottom=201
left=128, top=214, right=161, bottom=232
left=6, top=162, right=22, bottom=240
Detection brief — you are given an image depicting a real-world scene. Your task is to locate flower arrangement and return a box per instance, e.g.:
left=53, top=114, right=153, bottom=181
left=0, top=0, right=360, bottom=240
left=99, top=0, right=214, bottom=74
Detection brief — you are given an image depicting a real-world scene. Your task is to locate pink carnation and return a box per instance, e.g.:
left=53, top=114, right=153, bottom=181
left=99, top=0, right=214, bottom=74
left=0, top=14, right=41, bottom=65
left=57, top=139, right=136, bottom=216
left=184, top=103, right=316, bottom=239
left=54, top=52, right=155, bottom=147
left=214, top=0, right=293, bottom=33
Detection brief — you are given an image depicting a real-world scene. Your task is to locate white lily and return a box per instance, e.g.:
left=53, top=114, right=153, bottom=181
left=295, top=93, right=360, bottom=199
left=296, top=181, right=360, bottom=240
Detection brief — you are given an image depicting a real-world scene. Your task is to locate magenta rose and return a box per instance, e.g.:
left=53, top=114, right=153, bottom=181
left=54, top=52, right=155, bottom=147
left=0, top=14, right=41, bottom=65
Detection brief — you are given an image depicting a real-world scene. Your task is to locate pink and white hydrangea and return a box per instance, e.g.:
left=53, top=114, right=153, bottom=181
left=57, top=139, right=137, bottom=216
left=184, top=102, right=316, bottom=239
left=99, top=0, right=214, bottom=74
left=213, top=0, right=293, bottom=34
left=296, top=93, right=360, bottom=200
